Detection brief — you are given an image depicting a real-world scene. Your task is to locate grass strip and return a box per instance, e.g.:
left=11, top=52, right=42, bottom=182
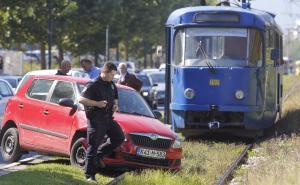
left=0, top=159, right=113, bottom=185
left=119, top=141, right=244, bottom=185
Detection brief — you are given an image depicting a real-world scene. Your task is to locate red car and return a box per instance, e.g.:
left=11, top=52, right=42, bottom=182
left=0, top=75, right=182, bottom=170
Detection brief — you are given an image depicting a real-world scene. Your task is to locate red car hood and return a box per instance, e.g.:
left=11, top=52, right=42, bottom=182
left=114, top=112, right=175, bottom=139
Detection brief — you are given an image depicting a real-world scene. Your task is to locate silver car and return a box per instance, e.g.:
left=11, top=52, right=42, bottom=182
left=0, top=79, right=14, bottom=123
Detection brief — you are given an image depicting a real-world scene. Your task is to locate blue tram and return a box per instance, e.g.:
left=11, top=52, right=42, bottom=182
left=164, top=2, right=283, bottom=137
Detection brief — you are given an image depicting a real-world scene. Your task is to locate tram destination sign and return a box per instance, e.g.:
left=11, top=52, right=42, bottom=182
left=193, top=13, right=240, bottom=23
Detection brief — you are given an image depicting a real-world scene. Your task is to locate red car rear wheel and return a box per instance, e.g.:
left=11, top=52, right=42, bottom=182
left=1, top=127, right=22, bottom=163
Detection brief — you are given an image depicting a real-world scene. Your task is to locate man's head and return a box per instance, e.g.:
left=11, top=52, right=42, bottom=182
left=80, top=59, right=93, bottom=72
left=101, top=62, right=117, bottom=82
left=61, top=60, right=71, bottom=74
left=118, top=63, right=127, bottom=75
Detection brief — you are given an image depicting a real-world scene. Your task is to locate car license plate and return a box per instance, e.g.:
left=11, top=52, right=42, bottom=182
left=136, top=148, right=166, bottom=159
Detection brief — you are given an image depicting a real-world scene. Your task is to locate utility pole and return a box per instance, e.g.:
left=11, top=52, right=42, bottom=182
left=47, top=0, right=53, bottom=69
left=105, top=25, right=109, bottom=62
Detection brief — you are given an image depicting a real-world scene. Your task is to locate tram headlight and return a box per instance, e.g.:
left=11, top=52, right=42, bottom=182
left=235, top=90, right=244, bottom=100
left=184, top=88, right=195, bottom=99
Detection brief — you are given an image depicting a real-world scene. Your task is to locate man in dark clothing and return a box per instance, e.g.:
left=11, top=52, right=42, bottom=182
left=117, top=62, right=142, bottom=92
left=56, top=60, right=71, bottom=75
left=79, top=62, right=124, bottom=183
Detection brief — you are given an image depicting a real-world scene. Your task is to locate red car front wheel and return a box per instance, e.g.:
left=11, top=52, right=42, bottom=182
left=70, top=137, right=86, bottom=168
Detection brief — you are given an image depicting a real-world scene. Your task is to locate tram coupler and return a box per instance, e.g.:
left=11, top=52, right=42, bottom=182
left=208, top=105, right=220, bottom=129
left=208, top=120, right=220, bottom=129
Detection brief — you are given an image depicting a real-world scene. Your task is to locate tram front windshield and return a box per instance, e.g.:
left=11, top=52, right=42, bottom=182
left=174, top=28, right=262, bottom=67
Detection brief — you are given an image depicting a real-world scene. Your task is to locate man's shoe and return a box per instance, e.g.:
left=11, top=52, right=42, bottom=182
left=86, top=175, right=97, bottom=183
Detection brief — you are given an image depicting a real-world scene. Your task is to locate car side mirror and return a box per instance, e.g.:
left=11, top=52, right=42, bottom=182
left=153, top=110, right=162, bottom=120
left=153, top=83, right=158, bottom=87
left=59, top=98, right=77, bottom=109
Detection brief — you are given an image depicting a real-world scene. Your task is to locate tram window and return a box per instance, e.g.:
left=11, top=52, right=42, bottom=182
left=223, top=37, right=247, bottom=60
left=249, top=29, right=262, bottom=67
left=267, top=30, right=275, bottom=48
left=174, top=30, right=184, bottom=66
left=174, top=28, right=263, bottom=67
left=275, top=33, right=282, bottom=65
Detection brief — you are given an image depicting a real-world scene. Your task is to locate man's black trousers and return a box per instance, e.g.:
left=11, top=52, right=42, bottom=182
left=85, top=118, right=125, bottom=177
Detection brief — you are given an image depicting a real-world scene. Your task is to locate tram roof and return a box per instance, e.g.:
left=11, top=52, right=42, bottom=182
left=166, top=6, right=281, bottom=31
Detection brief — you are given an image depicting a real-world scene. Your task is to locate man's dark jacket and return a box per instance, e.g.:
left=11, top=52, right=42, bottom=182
left=117, top=73, right=142, bottom=91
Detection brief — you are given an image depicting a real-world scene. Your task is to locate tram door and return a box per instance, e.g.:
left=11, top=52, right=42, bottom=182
left=265, top=30, right=280, bottom=114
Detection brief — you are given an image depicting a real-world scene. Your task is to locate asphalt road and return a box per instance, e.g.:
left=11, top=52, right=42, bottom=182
left=0, top=151, right=38, bottom=168
left=0, top=125, right=39, bottom=168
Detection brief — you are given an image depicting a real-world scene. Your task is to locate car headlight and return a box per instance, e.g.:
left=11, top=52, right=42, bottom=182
left=184, top=88, right=195, bottom=99
left=142, top=91, right=149, bottom=97
left=171, top=135, right=182, bottom=149
left=235, top=90, right=244, bottom=100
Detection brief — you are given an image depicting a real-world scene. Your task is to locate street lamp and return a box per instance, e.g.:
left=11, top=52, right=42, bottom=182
left=48, top=0, right=53, bottom=69
left=106, top=25, right=109, bottom=61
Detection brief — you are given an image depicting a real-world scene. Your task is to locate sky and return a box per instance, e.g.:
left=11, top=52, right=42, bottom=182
left=250, top=0, right=300, bottom=33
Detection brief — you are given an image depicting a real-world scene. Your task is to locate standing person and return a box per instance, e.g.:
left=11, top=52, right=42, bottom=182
left=117, top=62, right=142, bottom=91
left=79, top=62, right=124, bottom=183
left=80, top=59, right=100, bottom=79
left=56, top=60, right=71, bottom=76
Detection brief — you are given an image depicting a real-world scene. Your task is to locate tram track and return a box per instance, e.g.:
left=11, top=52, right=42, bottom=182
left=215, top=143, right=253, bottom=185
left=106, top=172, right=127, bottom=185
left=282, top=77, right=300, bottom=103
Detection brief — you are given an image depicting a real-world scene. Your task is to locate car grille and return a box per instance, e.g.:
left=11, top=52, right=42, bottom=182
left=123, top=153, right=180, bottom=167
left=157, top=91, right=165, bottom=98
left=129, top=134, right=172, bottom=149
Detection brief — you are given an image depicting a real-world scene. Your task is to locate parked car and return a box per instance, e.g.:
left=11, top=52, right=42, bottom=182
left=67, top=68, right=90, bottom=79
left=0, top=75, right=22, bottom=91
left=15, top=69, right=89, bottom=93
left=0, top=75, right=182, bottom=170
left=0, top=79, right=14, bottom=123
left=136, top=74, right=158, bottom=109
left=141, top=68, right=159, bottom=74
left=159, top=63, right=166, bottom=71
left=147, top=72, right=165, bottom=107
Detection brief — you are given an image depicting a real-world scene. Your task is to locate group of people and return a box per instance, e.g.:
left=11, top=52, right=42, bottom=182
left=56, top=59, right=142, bottom=91
left=55, top=59, right=142, bottom=183
left=55, top=59, right=100, bottom=79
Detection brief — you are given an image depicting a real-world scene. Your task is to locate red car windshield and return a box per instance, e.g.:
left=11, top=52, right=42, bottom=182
left=77, top=83, right=155, bottom=118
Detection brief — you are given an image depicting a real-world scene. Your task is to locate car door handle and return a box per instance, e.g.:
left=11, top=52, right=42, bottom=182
left=43, top=110, right=49, bottom=115
left=18, top=104, right=23, bottom=109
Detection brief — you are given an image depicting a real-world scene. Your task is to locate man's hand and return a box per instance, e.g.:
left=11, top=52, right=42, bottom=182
left=113, top=104, right=118, bottom=113
left=96, top=100, right=107, bottom=108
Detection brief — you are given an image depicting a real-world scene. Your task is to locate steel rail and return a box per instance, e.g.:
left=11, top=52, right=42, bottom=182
left=282, top=78, right=300, bottom=103
left=106, top=172, right=126, bottom=185
left=215, top=143, right=253, bottom=185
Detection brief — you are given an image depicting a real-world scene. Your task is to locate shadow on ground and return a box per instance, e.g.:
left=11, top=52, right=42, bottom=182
left=183, top=108, right=300, bottom=144
left=36, top=158, right=131, bottom=177
left=265, top=108, right=300, bottom=138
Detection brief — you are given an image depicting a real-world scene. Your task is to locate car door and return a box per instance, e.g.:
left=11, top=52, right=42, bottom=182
left=42, top=80, right=77, bottom=152
left=19, top=79, right=54, bottom=147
